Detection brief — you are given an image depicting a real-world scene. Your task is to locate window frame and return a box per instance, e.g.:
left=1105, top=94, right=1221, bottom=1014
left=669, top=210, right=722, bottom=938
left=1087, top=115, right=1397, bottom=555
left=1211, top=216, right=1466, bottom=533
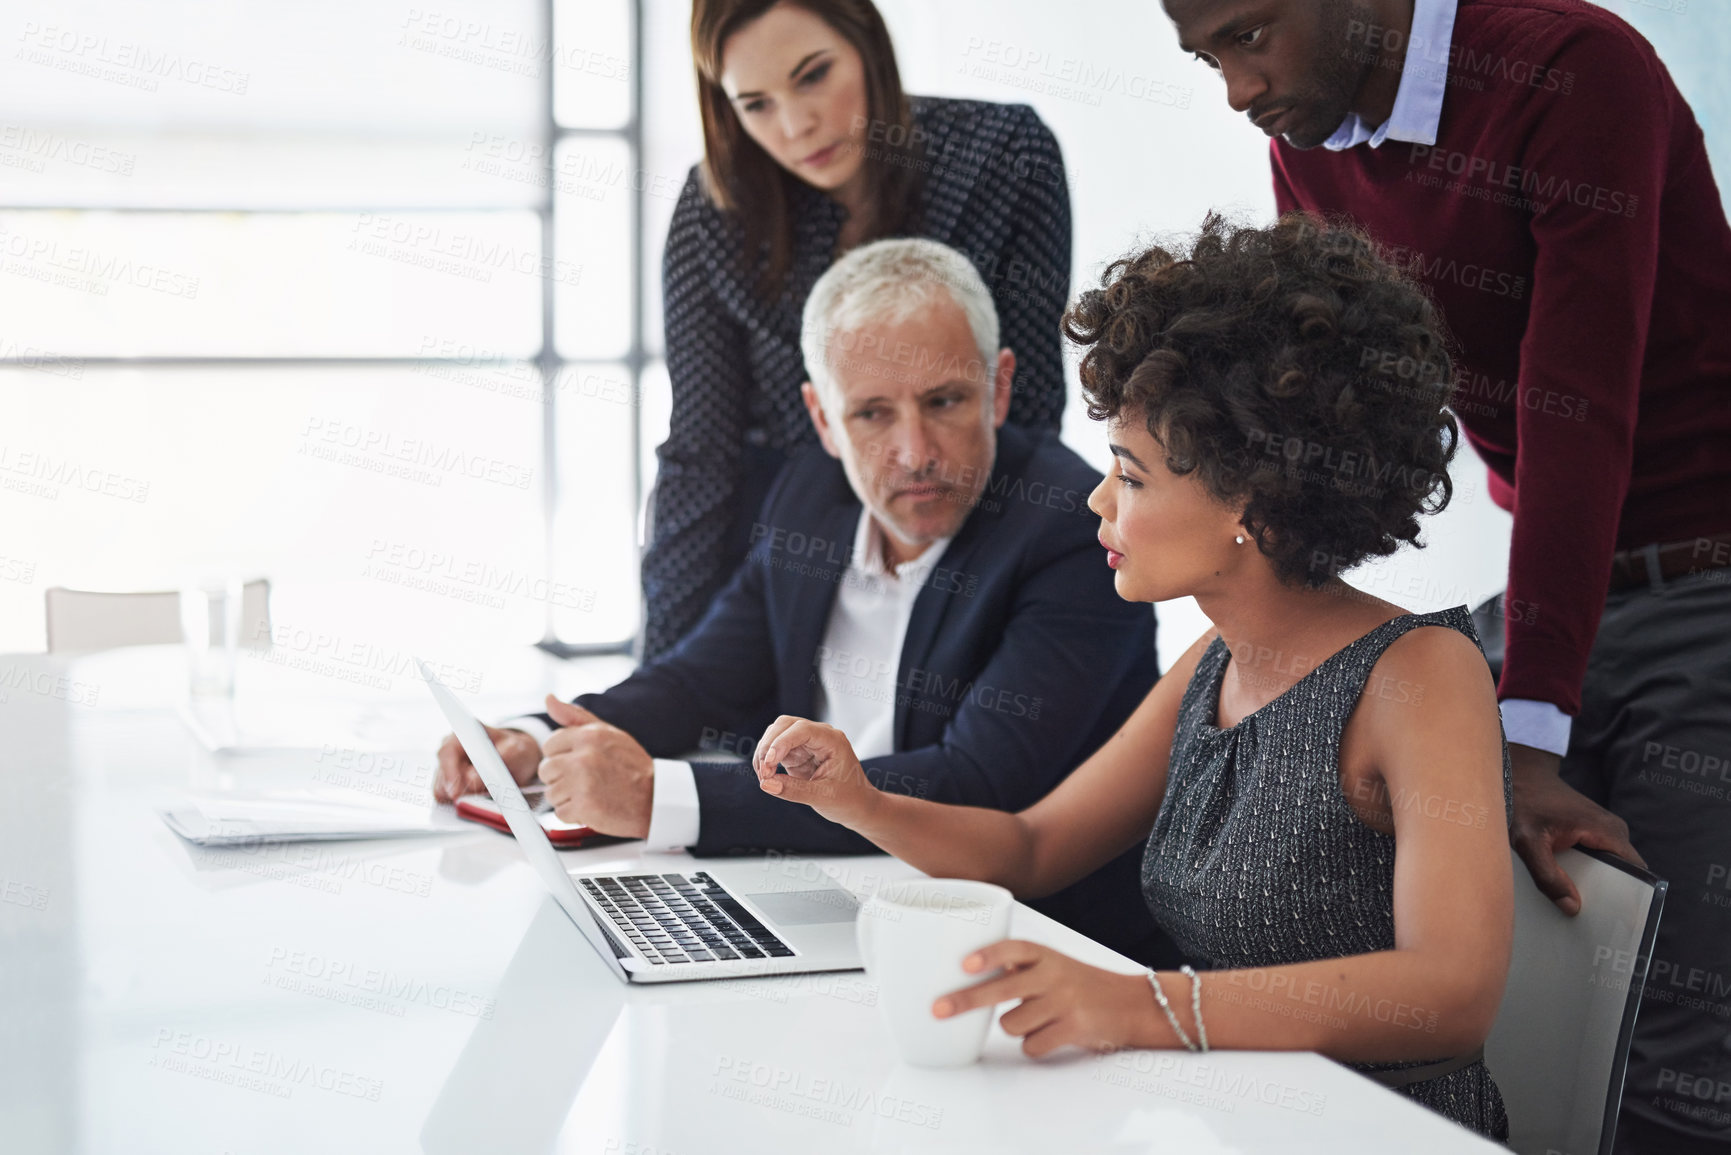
left=0, top=0, right=648, bottom=657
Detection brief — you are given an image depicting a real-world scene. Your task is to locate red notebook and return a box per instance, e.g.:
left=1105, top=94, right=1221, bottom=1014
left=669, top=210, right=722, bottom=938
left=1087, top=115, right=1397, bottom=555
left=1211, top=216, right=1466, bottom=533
left=454, top=790, right=609, bottom=848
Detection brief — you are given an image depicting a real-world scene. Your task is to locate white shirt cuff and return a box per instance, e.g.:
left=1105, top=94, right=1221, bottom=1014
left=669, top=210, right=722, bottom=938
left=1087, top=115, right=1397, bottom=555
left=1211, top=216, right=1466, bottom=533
left=1499, top=699, right=1573, bottom=757
left=645, top=759, right=700, bottom=850
left=501, top=715, right=554, bottom=746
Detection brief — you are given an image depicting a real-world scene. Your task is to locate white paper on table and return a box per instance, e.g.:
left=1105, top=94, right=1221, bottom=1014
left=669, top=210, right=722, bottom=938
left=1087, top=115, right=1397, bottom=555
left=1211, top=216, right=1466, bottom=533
left=159, top=790, right=469, bottom=846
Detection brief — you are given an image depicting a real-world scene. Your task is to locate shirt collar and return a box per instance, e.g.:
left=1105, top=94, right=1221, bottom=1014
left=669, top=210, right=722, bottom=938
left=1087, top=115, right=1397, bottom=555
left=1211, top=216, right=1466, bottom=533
left=1324, top=0, right=1458, bottom=151
left=852, top=509, right=950, bottom=583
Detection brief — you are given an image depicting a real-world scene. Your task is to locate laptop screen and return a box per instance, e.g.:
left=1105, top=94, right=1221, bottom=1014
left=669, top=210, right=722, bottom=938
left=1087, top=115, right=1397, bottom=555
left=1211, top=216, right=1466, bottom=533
left=417, top=659, right=630, bottom=981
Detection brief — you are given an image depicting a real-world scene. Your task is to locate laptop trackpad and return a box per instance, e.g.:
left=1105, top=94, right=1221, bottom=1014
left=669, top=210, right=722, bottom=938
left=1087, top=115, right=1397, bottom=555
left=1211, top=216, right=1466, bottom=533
left=745, top=889, right=859, bottom=925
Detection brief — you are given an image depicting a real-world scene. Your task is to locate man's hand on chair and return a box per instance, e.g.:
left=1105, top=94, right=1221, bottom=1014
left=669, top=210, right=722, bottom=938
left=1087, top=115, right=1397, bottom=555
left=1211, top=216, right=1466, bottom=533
left=1508, top=743, right=1645, bottom=915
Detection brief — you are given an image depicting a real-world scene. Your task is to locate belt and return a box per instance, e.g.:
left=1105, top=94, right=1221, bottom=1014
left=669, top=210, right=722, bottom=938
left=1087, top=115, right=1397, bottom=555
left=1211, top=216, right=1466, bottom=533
left=1362, top=1046, right=1485, bottom=1090
left=1606, top=533, right=1731, bottom=593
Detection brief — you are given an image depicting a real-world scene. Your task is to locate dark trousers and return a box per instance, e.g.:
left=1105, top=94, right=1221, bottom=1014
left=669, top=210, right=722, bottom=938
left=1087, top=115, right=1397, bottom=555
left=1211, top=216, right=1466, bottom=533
left=1481, top=573, right=1731, bottom=1149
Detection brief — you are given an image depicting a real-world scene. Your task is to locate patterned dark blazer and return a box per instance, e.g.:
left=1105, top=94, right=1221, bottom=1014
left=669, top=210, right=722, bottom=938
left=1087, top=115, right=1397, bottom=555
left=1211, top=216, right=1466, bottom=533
left=645, top=96, right=1073, bottom=658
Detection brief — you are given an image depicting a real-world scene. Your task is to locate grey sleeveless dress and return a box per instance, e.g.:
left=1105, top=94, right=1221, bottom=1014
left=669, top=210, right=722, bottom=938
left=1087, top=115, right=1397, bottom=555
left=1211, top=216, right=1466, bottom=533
left=1140, top=607, right=1512, bottom=1139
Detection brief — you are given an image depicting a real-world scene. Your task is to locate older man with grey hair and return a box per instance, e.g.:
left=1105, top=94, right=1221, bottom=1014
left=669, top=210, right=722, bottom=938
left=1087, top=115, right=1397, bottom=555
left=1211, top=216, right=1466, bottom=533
left=436, top=238, right=1173, bottom=964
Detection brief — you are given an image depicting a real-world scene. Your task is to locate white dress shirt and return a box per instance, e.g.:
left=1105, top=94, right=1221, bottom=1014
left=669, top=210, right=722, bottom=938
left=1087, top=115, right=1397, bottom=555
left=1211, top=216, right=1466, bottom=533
left=513, top=510, right=951, bottom=849
left=1319, top=0, right=1573, bottom=756
left=1324, top=0, right=1457, bottom=150
left=806, top=509, right=950, bottom=764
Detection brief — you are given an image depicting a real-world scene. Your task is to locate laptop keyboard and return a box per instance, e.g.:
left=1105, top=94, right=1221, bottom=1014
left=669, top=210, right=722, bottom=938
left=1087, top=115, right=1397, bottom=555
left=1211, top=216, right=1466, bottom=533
left=579, top=872, right=796, bottom=965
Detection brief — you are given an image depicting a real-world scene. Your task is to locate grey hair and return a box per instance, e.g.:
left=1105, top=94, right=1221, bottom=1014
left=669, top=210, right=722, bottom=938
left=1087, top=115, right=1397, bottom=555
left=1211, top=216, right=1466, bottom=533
left=800, top=237, right=1000, bottom=412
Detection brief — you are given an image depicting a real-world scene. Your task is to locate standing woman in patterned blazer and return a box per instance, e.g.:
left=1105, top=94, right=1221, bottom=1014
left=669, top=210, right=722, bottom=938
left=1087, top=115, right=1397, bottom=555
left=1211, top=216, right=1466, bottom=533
left=643, top=0, right=1073, bottom=658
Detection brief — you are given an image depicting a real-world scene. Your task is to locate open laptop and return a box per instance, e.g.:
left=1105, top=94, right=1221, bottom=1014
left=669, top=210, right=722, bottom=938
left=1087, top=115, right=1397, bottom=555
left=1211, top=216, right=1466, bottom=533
left=418, top=660, right=863, bottom=984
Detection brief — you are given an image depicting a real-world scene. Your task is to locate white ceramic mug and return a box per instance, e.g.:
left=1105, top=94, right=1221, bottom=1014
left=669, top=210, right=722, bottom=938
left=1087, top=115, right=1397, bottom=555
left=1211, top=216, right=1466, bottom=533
left=856, top=878, right=1013, bottom=1068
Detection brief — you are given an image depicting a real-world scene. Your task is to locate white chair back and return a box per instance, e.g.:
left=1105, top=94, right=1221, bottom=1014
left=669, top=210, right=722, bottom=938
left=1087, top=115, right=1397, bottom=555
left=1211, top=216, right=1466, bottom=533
left=44, top=581, right=272, bottom=653
left=1486, top=847, right=1665, bottom=1155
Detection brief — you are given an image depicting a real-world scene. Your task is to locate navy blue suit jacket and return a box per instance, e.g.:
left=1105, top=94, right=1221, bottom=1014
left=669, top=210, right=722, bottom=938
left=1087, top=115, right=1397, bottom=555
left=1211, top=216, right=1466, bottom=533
left=573, top=426, right=1170, bottom=962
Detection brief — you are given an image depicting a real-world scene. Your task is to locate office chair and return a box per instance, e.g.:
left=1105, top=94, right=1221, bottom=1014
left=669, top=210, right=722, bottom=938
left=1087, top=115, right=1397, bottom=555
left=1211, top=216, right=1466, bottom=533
left=1486, top=846, right=1666, bottom=1155
left=44, top=580, right=272, bottom=653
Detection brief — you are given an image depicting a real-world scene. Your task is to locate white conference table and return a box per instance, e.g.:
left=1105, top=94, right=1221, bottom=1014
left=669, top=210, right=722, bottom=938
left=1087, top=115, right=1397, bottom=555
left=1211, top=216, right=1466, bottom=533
left=0, top=645, right=1505, bottom=1154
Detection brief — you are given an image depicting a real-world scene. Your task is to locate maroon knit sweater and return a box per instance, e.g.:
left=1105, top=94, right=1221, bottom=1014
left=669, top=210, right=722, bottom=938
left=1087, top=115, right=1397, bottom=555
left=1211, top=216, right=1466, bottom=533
left=1273, top=0, right=1731, bottom=716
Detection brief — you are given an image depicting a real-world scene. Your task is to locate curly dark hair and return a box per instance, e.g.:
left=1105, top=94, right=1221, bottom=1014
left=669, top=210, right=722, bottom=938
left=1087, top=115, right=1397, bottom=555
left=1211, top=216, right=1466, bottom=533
left=1064, top=212, right=1460, bottom=586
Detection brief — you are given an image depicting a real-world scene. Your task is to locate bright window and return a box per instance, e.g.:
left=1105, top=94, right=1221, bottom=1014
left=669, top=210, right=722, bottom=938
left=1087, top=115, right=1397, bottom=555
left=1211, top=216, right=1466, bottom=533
left=0, top=0, right=646, bottom=653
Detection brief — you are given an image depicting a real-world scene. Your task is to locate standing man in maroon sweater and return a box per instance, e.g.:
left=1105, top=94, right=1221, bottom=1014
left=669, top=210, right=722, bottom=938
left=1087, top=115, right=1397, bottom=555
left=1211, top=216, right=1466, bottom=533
left=1163, top=0, right=1731, bottom=1149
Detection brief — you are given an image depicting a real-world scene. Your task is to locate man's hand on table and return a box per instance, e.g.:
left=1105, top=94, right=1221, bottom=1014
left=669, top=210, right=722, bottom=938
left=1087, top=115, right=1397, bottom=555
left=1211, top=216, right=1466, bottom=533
left=1508, top=742, right=1646, bottom=915
left=434, top=723, right=542, bottom=802
left=537, top=696, right=654, bottom=839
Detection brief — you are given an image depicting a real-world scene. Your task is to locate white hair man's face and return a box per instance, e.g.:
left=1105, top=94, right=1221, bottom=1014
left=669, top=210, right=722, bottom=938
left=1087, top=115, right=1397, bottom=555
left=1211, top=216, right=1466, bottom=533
left=801, top=296, right=1014, bottom=563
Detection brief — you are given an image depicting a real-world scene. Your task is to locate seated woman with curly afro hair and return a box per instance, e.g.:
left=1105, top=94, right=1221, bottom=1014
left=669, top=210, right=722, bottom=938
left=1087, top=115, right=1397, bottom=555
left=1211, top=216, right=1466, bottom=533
left=746, top=213, right=1513, bottom=1139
